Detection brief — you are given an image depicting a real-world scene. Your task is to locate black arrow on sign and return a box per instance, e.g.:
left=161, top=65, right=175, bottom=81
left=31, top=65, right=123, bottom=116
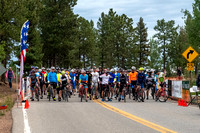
left=187, top=50, right=194, bottom=59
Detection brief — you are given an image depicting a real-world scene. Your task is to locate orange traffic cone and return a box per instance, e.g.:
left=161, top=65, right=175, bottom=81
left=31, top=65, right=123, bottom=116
left=24, top=99, right=29, bottom=109
left=178, top=99, right=181, bottom=106
left=183, top=100, right=187, bottom=107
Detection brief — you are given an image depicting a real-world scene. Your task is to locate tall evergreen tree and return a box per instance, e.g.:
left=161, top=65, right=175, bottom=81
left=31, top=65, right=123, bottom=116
left=135, top=17, right=149, bottom=67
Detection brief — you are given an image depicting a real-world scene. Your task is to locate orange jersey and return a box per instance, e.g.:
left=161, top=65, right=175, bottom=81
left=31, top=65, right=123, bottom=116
left=129, top=71, right=137, bottom=83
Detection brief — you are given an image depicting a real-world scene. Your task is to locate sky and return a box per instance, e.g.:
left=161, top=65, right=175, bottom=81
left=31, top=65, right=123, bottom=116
left=73, top=0, right=193, bottom=38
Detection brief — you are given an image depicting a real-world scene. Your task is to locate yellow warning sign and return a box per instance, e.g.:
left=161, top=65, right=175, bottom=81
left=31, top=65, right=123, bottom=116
left=182, top=46, right=199, bottom=62
left=187, top=63, right=194, bottom=71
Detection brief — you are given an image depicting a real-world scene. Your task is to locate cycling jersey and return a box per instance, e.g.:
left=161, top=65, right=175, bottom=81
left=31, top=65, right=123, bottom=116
left=57, top=73, right=61, bottom=83
left=109, top=72, right=115, bottom=83
left=98, top=71, right=104, bottom=82
left=69, top=73, right=76, bottom=81
left=129, top=71, right=137, bottom=83
left=87, top=73, right=92, bottom=84
left=29, top=74, right=37, bottom=84
left=41, top=71, right=46, bottom=75
left=60, top=75, right=68, bottom=85
left=91, top=72, right=99, bottom=83
left=47, top=72, right=58, bottom=84
left=158, top=72, right=165, bottom=83
left=100, top=74, right=111, bottom=85
left=79, top=74, right=88, bottom=83
left=119, top=74, right=126, bottom=84
left=116, top=73, right=120, bottom=82
left=137, top=73, right=146, bottom=84
left=146, top=75, right=155, bottom=85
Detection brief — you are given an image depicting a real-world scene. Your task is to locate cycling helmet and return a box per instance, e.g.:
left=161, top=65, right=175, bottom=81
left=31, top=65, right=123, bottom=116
left=42, top=67, right=45, bottom=70
left=81, top=69, right=85, bottom=73
left=147, top=70, right=152, bottom=73
left=39, top=69, right=42, bottom=72
left=35, top=66, right=39, bottom=69
left=51, top=66, right=55, bottom=70
left=93, top=66, right=97, bottom=69
left=71, top=69, right=74, bottom=73
left=111, top=69, right=114, bottom=72
left=31, top=70, right=35, bottom=73
left=31, top=66, right=35, bottom=69
left=47, top=68, right=50, bottom=71
left=139, top=67, right=144, bottom=71
left=131, top=66, right=136, bottom=70
left=61, top=71, right=65, bottom=75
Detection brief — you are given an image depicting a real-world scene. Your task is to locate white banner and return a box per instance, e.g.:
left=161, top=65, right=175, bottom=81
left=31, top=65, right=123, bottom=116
left=172, top=81, right=182, bottom=98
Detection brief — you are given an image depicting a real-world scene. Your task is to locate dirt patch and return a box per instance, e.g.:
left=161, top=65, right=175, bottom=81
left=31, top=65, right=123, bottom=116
left=0, top=82, right=18, bottom=133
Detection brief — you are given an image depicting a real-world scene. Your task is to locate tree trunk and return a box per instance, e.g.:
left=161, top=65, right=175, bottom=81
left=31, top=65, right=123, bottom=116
left=163, top=38, right=166, bottom=70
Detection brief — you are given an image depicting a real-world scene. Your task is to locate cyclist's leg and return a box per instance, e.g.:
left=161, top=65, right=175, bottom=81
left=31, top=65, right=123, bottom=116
left=107, top=85, right=111, bottom=100
left=84, top=85, right=88, bottom=101
left=146, top=85, right=150, bottom=99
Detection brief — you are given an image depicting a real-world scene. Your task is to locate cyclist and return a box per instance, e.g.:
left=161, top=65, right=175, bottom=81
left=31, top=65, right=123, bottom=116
left=91, top=67, right=99, bottom=99
left=41, top=67, right=46, bottom=95
left=29, top=70, right=39, bottom=101
left=38, top=69, right=45, bottom=99
left=155, top=70, right=166, bottom=101
left=59, top=71, right=69, bottom=101
left=118, top=69, right=127, bottom=101
left=129, top=66, right=138, bottom=100
left=98, top=67, right=104, bottom=98
left=109, top=69, right=115, bottom=99
left=76, top=69, right=81, bottom=93
left=69, top=69, right=76, bottom=96
left=79, top=69, right=89, bottom=102
left=136, top=67, right=146, bottom=102
left=86, top=69, right=92, bottom=100
left=47, top=67, right=58, bottom=101
left=35, top=67, right=42, bottom=98
left=115, top=69, right=121, bottom=99
left=146, top=70, right=155, bottom=100
left=44, top=68, right=50, bottom=96
left=100, top=70, right=112, bottom=102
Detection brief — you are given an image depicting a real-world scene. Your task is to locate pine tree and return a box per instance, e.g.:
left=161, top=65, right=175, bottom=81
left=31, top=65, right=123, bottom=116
left=136, top=17, right=149, bottom=67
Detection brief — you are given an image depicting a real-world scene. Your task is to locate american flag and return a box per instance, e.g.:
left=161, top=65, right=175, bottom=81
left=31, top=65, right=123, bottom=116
left=20, top=20, right=29, bottom=101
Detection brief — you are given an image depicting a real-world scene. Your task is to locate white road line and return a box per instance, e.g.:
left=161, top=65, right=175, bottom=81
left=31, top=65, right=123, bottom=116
left=22, top=103, right=31, bottom=133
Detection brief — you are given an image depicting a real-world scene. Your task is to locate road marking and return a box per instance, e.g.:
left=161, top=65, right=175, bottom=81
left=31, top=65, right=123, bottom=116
left=22, top=103, right=31, bottom=133
left=93, top=99, right=176, bottom=133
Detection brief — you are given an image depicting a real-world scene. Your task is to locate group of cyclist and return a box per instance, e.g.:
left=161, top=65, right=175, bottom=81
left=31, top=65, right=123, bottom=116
left=28, top=65, right=166, bottom=102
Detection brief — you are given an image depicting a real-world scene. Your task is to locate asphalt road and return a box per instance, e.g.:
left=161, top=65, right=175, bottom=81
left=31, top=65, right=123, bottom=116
left=12, top=94, right=200, bottom=133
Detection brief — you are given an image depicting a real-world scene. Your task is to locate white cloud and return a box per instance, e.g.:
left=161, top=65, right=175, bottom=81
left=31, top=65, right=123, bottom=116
left=74, top=0, right=193, bottom=37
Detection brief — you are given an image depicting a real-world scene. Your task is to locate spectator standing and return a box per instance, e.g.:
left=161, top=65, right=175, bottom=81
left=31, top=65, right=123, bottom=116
left=6, top=67, right=15, bottom=89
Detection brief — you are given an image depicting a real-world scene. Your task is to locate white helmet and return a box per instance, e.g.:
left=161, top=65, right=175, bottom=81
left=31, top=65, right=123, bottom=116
left=131, top=66, right=136, bottom=70
left=71, top=69, right=74, bottom=73
left=51, top=66, right=55, bottom=70
left=81, top=69, right=85, bottom=73
left=39, top=69, right=42, bottom=72
left=111, top=69, right=114, bottom=72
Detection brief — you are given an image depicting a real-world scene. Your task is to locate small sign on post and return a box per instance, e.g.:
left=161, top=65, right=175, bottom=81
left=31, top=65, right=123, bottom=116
left=187, top=63, right=194, bottom=71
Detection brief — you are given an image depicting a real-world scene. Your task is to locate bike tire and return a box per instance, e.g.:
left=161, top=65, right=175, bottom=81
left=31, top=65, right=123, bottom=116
left=124, top=91, right=126, bottom=103
left=49, top=88, right=52, bottom=101
left=81, top=95, right=83, bottom=102
left=158, top=91, right=168, bottom=102
left=66, top=91, right=68, bottom=102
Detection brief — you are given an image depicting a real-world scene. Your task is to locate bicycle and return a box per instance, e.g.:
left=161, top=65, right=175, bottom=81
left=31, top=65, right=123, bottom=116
left=156, top=84, right=168, bottom=102
left=62, top=84, right=69, bottom=102
left=102, top=84, right=109, bottom=101
left=146, top=86, right=155, bottom=100
left=135, top=85, right=145, bottom=102
left=79, top=82, right=87, bottom=102
left=35, top=83, right=40, bottom=101
left=48, top=83, right=54, bottom=101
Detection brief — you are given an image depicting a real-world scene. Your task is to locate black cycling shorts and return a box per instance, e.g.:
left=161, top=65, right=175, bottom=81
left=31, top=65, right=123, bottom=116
left=103, top=84, right=109, bottom=92
left=50, top=82, right=57, bottom=89
left=109, top=83, right=114, bottom=88
left=119, top=84, right=126, bottom=93
left=146, top=84, right=154, bottom=90
left=131, top=81, right=137, bottom=86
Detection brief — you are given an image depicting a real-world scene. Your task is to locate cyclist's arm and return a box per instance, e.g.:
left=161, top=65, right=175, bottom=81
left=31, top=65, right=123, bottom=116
left=86, top=75, right=88, bottom=83
left=29, top=77, right=31, bottom=86
left=47, top=73, right=50, bottom=82
left=55, top=74, right=58, bottom=84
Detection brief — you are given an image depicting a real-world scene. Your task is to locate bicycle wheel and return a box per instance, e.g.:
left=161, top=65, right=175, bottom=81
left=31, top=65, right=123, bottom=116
left=159, top=90, right=168, bottom=102
left=49, top=87, right=52, bottom=101
left=66, top=91, right=69, bottom=102
left=129, top=87, right=131, bottom=99
left=124, top=89, right=126, bottom=103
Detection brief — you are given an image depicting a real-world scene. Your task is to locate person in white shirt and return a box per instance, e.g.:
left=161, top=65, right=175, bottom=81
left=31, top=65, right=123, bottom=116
left=100, top=71, right=112, bottom=102
left=91, top=67, right=99, bottom=99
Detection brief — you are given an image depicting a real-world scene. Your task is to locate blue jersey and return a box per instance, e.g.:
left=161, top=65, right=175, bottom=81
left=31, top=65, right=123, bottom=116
left=47, top=72, right=58, bottom=84
left=137, top=73, right=146, bottom=84
left=79, top=74, right=88, bottom=83
left=109, top=73, right=115, bottom=83
left=116, top=73, right=120, bottom=82
left=69, top=73, right=76, bottom=81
